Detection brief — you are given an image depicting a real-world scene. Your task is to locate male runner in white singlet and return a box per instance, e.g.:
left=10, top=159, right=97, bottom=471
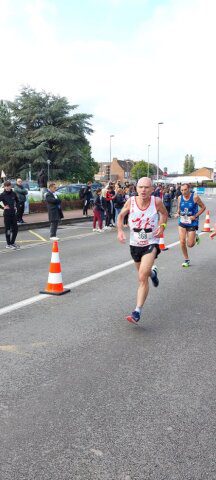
left=117, top=177, right=168, bottom=324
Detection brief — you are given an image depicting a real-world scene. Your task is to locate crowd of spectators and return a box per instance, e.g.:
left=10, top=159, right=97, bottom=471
left=85, top=180, right=186, bottom=232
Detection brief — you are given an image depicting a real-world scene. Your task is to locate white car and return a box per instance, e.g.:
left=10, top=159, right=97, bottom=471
left=0, top=180, right=43, bottom=216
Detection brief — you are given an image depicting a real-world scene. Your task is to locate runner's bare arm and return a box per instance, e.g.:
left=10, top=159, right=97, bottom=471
left=191, top=195, right=206, bottom=220
left=117, top=199, right=131, bottom=243
left=175, top=197, right=180, bottom=217
left=153, top=198, right=168, bottom=237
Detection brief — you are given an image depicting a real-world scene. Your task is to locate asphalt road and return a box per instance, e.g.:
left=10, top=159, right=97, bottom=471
left=0, top=196, right=216, bottom=480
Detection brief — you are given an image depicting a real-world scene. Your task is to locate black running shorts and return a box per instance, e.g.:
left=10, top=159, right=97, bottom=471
left=179, top=223, right=198, bottom=231
left=130, top=244, right=160, bottom=263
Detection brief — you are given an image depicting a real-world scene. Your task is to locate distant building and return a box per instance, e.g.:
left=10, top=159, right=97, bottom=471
left=189, top=167, right=213, bottom=180
left=96, top=157, right=162, bottom=183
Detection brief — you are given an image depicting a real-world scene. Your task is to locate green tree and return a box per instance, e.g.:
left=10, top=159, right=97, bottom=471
left=0, top=87, right=96, bottom=181
left=188, top=154, right=195, bottom=173
left=0, top=101, right=20, bottom=175
left=183, top=154, right=195, bottom=174
left=131, top=160, right=154, bottom=180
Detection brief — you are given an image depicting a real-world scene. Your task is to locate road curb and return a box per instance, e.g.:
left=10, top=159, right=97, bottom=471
left=0, top=216, right=93, bottom=235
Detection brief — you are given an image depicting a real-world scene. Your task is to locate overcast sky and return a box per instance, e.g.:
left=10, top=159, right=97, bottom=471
left=1, top=0, right=216, bottom=173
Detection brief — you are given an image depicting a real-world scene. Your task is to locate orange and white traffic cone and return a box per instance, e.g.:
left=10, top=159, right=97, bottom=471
left=202, top=210, right=212, bottom=232
left=40, top=241, right=70, bottom=295
left=159, top=232, right=168, bottom=251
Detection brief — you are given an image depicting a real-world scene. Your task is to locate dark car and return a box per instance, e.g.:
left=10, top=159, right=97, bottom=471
left=56, top=184, right=86, bottom=195
left=91, top=182, right=103, bottom=191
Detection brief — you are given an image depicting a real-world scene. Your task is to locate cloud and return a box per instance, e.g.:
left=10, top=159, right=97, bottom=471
left=1, top=0, right=216, bottom=172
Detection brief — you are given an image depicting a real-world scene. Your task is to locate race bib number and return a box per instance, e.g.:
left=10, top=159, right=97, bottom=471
left=180, top=215, right=191, bottom=224
left=134, top=229, right=153, bottom=246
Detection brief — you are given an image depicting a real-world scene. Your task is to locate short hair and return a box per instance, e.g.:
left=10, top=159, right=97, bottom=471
left=181, top=183, right=190, bottom=188
left=96, top=188, right=102, bottom=194
left=4, top=180, right=11, bottom=187
left=16, top=177, right=22, bottom=182
left=49, top=182, right=56, bottom=188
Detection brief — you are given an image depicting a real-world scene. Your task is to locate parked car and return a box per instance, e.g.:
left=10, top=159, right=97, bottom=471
left=56, top=184, right=86, bottom=196
left=91, top=182, right=103, bottom=191
left=0, top=179, right=42, bottom=200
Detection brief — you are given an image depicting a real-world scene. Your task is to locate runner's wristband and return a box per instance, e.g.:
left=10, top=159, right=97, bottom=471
left=160, top=223, right=167, bottom=229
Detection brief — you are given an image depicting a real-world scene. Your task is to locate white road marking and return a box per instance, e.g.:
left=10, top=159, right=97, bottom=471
left=0, top=232, right=208, bottom=317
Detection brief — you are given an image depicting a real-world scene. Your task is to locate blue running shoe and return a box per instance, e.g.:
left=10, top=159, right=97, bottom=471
left=126, top=310, right=140, bottom=324
left=151, top=265, right=159, bottom=287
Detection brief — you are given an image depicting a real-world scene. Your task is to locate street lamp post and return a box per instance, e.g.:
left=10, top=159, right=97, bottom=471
left=28, top=163, right=32, bottom=182
left=157, top=122, right=164, bottom=181
left=47, top=159, right=51, bottom=182
left=109, top=134, right=114, bottom=181
left=126, top=160, right=130, bottom=181
left=147, top=145, right=151, bottom=177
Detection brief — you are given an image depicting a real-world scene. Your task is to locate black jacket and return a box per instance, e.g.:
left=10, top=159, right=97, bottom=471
left=94, top=194, right=104, bottom=211
left=38, top=170, right=48, bottom=188
left=0, top=190, right=19, bottom=215
left=114, top=193, right=125, bottom=209
left=45, top=191, right=64, bottom=222
left=83, top=186, right=93, bottom=202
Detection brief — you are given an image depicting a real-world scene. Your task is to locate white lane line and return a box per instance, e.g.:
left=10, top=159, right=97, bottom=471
left=0, top=233, right=207, bottom=317
left=0, top=294, right=50, bottom=316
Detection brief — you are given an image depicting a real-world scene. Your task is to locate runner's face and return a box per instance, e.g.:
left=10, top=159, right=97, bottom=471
left=181, top=185, right=190, bottom=197
left=137, top=182, right=153, bottom=199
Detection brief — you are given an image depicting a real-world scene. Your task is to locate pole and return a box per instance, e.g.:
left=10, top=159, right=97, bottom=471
left=47, top=160, right=51, bottom=182
left=109, top=135, right=114, bottom=181
left=147, top=145, right=151, bottom=177
left=157, top=122, right=163, bottom=181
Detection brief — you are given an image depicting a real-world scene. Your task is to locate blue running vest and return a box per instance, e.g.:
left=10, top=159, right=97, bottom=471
left=178, top=192, right=198, bottom=227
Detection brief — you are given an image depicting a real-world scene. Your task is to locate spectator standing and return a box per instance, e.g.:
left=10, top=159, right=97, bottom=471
left=163, top=187, right=172, bottom=217
left=105, top=186, right=115, bottom=228
left=46, top=182, right=64, bottom=240
left=114, top=187, right=125, bottom=224
left=0, top=180, right=19, bottom=249
left=83, top=181, right=93, bottom=217
left=14, top=178, right=28, bottom=224
left=37, top=168, right=48, bottom=199
left=93, top=188, right=104, bottom=232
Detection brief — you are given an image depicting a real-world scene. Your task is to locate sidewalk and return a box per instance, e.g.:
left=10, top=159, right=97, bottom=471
left=0, top=209, right=92, bottom=234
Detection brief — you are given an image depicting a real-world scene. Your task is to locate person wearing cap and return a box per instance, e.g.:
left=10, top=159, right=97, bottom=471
left=117, top=177, right=168, bottom=324
left=0, top=180, right=20, bottom=249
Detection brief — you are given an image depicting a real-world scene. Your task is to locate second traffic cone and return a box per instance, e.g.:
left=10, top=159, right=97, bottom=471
left=40, top=241, right=70, bottom=295
left=202, top=210, right=211, bottom=232
left=159, top=231, right=168, bottom=251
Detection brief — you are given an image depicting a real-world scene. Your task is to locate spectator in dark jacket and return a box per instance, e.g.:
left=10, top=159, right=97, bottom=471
left=83, top=181, right=93, bottom=216
left=38, top=168, right=48, bottom=199
left=0, top=180, right=19, bottom=249
left=14, top=178, right=28, bottom=224
left=45, top=182, right=64, bottom=240
left=93, top=188, right=104, bottom=232
left=163, top=187, right=172, bottom=217
left=114, top=187, right=125, bottom=224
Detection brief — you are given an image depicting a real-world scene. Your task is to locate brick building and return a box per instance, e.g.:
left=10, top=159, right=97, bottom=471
left=189, top=167, right=213, bottom=179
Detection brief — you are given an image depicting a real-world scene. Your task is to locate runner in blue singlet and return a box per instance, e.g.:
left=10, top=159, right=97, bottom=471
left=176, top=183, right=206, bottom=267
